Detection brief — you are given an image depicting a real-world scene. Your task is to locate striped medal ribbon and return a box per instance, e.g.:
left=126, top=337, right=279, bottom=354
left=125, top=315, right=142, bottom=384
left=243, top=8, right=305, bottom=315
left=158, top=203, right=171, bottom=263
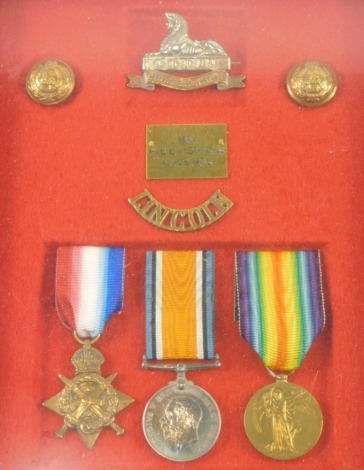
left=145, top=250, right=215, bottom=360
left=235, top=250, right=325, bottom=373
left=56, top=245, right=126, bottom=338
left=44, top=245, right=134, bottom=449
left=143, top=251, right=221, bottom=462
left=235, top=250, right=326, bottom=460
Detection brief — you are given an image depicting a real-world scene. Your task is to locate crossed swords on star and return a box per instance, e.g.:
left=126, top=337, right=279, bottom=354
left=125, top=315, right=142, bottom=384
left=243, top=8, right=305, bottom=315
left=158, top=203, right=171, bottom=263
left=56, top=373, right=124, bottom=438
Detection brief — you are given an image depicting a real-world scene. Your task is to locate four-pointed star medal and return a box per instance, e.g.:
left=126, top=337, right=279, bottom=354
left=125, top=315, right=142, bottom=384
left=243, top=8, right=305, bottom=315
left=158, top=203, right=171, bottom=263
left=43, top=338, right=134, bottom=449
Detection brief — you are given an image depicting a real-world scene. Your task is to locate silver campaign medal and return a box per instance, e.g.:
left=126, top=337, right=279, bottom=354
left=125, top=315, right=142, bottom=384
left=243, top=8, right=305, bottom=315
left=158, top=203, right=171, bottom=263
left=142, top=251, right=221, bottom=461
left=142, top=363, right=221, bottom=462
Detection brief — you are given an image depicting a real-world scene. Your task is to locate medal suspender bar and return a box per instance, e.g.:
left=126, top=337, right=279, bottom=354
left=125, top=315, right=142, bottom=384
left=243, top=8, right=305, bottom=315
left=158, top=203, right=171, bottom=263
left=142, top=250, right=221, bottom=462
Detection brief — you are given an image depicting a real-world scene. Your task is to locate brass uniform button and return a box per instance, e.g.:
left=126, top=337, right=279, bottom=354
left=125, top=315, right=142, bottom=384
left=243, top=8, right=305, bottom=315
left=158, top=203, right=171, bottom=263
left=286, top=60, right=337, bottom=107
left=26, top=59, right=75, bottom=105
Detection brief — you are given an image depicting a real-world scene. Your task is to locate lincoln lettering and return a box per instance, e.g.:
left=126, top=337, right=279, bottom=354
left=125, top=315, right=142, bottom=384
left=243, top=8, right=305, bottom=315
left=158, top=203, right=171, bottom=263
left=128, top=189, right=233, bottom=232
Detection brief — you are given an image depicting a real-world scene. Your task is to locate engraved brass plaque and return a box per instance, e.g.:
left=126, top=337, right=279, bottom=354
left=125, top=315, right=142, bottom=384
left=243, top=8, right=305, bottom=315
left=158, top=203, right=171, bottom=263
left=146, top=124, right=227, bottom=179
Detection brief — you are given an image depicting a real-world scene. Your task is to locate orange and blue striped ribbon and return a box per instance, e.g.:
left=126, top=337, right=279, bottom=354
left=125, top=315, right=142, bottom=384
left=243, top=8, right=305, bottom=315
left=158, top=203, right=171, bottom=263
left=235, top=251, right=325, bottom=373
left=145, top=251, right=215, bottom=360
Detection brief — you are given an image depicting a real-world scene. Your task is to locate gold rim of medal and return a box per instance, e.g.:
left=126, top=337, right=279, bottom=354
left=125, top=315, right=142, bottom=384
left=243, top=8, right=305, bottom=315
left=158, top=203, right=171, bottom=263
left=244, top=375, right=323, bottom=460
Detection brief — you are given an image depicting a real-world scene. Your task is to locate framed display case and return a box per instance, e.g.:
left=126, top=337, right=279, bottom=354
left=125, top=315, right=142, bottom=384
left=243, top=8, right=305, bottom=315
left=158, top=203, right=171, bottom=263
left=1, top=0, right=363, bottom=468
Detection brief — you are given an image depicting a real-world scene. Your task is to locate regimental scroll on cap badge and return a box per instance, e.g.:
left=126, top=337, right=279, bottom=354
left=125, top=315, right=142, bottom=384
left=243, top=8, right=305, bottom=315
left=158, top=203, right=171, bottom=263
left=127, top=12, right=246, bottom=91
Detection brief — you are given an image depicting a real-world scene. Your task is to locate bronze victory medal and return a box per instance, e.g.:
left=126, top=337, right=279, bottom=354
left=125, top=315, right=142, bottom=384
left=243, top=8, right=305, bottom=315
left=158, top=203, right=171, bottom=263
left=244, top=380, right=323, bottom=460
left=26, top=59, right=75, bottom=105
left=286, top=60, right=337, bottom=107
left=143, top=380, right=221, bottom=462
left=147, top=124, right=228, bottom=180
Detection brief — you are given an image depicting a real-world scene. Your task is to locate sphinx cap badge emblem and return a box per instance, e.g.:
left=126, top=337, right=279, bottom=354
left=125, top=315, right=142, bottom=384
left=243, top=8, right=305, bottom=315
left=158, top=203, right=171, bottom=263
left=127, top=12, right=246, bottom=91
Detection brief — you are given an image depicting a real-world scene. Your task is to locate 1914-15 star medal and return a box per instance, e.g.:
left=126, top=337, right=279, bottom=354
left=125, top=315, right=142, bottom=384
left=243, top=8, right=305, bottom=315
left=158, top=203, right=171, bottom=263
left=43, top=334, right=134, bottom=449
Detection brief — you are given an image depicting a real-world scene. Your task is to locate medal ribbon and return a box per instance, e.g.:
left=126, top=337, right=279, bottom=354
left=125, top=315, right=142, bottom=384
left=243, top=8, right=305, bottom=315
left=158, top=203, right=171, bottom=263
left=56, top=246, right=125, bottom=338
left=145, top=250, right=215, bottom=360
left=235, top=251, right=325, bottom=373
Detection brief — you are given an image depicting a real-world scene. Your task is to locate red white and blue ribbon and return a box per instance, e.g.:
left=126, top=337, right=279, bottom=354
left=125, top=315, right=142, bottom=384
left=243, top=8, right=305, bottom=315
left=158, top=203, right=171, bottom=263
left=56, top=246, right=125, bottom=338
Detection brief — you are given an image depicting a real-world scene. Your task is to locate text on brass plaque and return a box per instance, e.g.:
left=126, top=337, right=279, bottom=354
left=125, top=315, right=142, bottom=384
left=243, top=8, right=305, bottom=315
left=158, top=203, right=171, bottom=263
left=146, top=124, right=228, bottom=180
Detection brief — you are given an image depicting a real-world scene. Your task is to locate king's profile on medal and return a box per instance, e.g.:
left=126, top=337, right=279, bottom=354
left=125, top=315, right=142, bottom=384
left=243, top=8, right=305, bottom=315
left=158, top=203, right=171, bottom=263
left=127, top=12, right=246, bottom=91
left=160, top=396, right=203, bottom=454
left=142, top=251, right=221, bottom=462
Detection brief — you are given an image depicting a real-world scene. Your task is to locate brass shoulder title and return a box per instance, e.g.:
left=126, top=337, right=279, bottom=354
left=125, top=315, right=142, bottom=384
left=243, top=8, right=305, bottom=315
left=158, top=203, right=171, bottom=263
left=128, top=189, right=233, bottom=232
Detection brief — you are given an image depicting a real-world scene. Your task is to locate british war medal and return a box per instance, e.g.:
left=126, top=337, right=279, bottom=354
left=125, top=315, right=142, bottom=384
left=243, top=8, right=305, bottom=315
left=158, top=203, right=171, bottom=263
left=143, top=251, right=221, bottom=461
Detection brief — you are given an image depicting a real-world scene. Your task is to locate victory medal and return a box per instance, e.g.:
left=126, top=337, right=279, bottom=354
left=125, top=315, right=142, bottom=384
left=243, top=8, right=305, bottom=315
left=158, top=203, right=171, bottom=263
left=235, top=251, right=326, bottom=460
left=142, top=251, right=221, bottom=461
left=43, top=246, right=134, bottom=449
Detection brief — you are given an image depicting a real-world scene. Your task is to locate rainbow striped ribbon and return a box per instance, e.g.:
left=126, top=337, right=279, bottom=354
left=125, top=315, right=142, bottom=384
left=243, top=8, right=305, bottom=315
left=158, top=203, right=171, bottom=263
left=56, top=246, right=125, bottom=338
left=145, top=251, right=215, bottom=360
left=235, top=251, right=325, bottom=373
